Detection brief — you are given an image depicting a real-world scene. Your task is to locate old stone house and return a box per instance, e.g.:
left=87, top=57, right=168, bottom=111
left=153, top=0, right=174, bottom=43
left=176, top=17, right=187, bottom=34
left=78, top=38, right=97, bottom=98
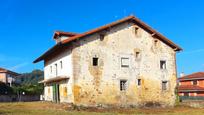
left=34, top=16, right=182, bottom=107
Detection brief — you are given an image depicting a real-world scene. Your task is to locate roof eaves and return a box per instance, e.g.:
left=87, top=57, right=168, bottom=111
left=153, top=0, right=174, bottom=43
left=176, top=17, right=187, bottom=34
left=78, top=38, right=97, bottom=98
left=33, top=43, right=62, bottom=63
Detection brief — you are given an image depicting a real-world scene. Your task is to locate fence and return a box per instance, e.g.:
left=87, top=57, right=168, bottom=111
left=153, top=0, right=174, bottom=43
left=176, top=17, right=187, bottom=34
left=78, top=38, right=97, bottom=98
left=0, top=95, right=40, bottom=102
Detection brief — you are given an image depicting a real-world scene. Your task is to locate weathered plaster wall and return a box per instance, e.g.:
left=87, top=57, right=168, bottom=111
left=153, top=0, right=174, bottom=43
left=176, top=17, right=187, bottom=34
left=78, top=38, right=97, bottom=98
left=72, top=22, right=177, bottom=107
left=44, top=48, right=74, bottom=103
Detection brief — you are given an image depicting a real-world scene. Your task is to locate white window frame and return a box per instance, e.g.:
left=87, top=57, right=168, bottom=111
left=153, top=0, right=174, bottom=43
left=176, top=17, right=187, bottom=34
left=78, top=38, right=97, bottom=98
left=121, top=57, right=130, bottom=68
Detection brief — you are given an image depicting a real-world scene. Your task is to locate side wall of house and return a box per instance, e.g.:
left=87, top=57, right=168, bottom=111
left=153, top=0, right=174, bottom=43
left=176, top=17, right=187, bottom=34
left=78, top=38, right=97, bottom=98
left=180, top=81, right=192, bottom=86
left=72, top=22, right=177, bottom=107
left=0, top=73, right=6, bottom=83
left=44, top=48, right=74, bottom=103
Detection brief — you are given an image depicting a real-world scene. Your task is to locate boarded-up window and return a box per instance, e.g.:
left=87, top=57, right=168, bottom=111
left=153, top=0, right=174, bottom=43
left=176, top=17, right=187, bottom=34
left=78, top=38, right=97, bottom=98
left=120, top=80, right=127, bottom=91
left=121, top=57, right=129, bottom=67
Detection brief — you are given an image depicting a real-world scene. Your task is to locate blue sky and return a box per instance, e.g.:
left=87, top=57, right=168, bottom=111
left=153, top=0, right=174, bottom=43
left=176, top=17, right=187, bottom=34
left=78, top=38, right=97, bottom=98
left=0, top=0, right=204, bottom=75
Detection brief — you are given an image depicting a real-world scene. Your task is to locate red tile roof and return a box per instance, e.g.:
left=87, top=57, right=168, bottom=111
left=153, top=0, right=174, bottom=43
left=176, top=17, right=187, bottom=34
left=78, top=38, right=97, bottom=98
left=178, top=72, right=204, bottom=81
left=178, top=85, right=204, bottom=92
left=0, top=67, right=20, bottom=76
left=33, top=15, right=182, bottom=63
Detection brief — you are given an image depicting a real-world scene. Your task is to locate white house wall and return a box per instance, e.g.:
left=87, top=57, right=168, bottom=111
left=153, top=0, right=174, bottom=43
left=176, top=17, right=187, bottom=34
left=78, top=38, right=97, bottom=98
left=44, top=48, right=74, bottom=103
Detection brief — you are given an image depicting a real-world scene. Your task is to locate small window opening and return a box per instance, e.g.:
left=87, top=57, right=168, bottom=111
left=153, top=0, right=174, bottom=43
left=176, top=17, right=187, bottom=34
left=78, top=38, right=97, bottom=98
left=193, top=80, right=197, bottom=85
left=162, top=81, right=168, bottom=90
left=154, top=39, right=158, bottom=47
left=136, top=51, right=140, bottom=59
left=60, top=61, right=63, bottom=69
left=93, top=57, right=98, bottom=66
left=160, top=60, right=166, bottom=69
left=138, top=79, right=141, bottom=86
left=135, top=27, right=139, bottom=35
left=50, top=66, right=52, bottom=73
left=63, top=87, right=67, bottom=97
left=184, top=93, right=189, bottom=96
left=120, top=80, right=127, bottom=91
left=100, top=34, right=105, bottom=41
left=55, top=64, right=58, bottom=76
left=121, top=57, right=129, bottom=67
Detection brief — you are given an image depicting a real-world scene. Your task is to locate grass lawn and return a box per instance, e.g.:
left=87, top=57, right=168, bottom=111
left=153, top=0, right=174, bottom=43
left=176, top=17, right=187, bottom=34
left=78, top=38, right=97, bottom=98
left=0, top=102, right=204, bottom=115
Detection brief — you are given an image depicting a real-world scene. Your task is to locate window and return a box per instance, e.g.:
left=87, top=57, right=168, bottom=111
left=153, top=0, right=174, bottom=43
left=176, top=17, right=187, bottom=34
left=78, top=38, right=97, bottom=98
left=193, top=80, right=197, bottom=85
left=100, top=34, right=105, bottom=41
left=121, top=57, right=129, bottom=67
left=138, top=79, right=141, bottom=86
left=60, top=61, right=63, bottom=69
left=162, top=81, right=168, bottom=91
left=184, top=93, right=189, bottom=96
left=160, top=60, right=166, bottom=70
left=135, top=51, right=141, bottom=59
left=93, top=57, right=98, bottom=66
left=135, top=27, right=139, bottom=35
left=120, top=80, right=127, bottom=91
left=63, top=87, right=67, bottom=97
left=50, top=66, right=52, bottom=73
left=154, top=39, right=158, bottom=47
left=55, top=64, right=58, bottom=76
left=48, top=88, right=50, bottom=94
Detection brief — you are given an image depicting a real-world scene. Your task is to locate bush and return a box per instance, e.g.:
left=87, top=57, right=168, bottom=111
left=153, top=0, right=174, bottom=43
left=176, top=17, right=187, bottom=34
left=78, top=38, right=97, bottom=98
left=0, top=82, right=13, bottom=95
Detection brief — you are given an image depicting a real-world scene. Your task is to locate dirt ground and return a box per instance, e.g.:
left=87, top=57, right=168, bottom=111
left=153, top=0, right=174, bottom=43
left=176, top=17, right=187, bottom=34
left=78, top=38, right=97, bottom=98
left=0, top=102, right=204, bottom=115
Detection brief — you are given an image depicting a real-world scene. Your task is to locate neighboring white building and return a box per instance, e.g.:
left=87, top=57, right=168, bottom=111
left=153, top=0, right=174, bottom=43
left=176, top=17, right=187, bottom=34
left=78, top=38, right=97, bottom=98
left=0, top=67, right=21, bottom=86
left=34, top=16, right=182, bottom=107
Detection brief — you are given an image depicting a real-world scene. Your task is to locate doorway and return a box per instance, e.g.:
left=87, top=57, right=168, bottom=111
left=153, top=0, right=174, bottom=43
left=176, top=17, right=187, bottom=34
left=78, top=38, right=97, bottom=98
left=52, top=83, right=60, bottom=103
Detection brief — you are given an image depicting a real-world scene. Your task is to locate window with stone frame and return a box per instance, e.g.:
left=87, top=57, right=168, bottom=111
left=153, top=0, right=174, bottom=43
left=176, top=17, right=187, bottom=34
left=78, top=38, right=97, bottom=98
left=162, top=81, right=168, bottom=91
left=160, top=60, right=166, bottom=70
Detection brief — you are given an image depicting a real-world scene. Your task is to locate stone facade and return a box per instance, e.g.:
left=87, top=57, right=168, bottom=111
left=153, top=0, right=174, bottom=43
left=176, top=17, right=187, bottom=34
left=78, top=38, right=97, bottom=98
left=39, top=16, right=181, bottom=107
left=71, top=22, right=177, bottom=107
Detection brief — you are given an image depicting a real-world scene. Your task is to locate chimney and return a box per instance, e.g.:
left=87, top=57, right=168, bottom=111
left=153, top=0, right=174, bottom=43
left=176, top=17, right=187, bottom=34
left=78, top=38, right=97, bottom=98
left=53, top=31, right=78, bottom=44
left=180, top=72, right=185, bottom=77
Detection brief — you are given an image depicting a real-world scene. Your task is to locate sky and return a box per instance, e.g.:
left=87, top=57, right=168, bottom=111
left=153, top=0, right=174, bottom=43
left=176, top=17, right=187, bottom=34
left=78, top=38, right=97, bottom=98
left=0, top=0, right=204, bottom=76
